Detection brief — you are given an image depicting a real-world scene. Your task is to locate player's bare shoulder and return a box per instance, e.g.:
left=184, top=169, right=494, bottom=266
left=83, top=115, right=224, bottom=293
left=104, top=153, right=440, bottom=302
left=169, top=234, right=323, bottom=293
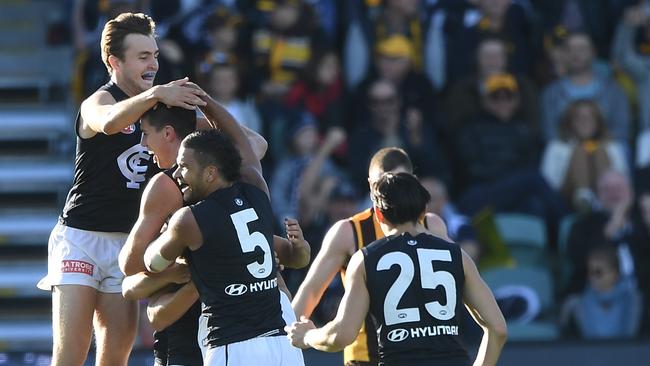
left=323, top=218, right=357, bottom=258
left=140, top=171, right=184, bottom=214
left=78, top=89, right=116, bottom=138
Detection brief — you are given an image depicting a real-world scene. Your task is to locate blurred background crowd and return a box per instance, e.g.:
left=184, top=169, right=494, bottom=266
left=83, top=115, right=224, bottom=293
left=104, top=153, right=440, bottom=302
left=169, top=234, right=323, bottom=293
left=3, top=0, right=650, bottom=358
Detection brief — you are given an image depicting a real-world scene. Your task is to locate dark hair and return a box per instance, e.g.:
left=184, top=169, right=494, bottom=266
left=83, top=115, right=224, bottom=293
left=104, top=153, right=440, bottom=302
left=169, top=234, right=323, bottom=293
left=182, top=129, right=242, bottom=182
left=141, top=103, right=197, bottom=139
left=558, top=99, right=609, bottom=141
left=369, top=147, right=413, bottom=175
left=371, top=172, right=430, bottom=225
left=101, top=12, right=156, bottom=74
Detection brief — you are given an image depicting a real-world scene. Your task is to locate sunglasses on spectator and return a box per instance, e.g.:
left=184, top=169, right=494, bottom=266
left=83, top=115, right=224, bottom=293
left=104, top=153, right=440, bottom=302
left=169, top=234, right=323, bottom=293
left=588, top=266, right=611, bottom=278
left=487, top=90, right=517, bottom=101
left=370, top=95, right=399, bottom=104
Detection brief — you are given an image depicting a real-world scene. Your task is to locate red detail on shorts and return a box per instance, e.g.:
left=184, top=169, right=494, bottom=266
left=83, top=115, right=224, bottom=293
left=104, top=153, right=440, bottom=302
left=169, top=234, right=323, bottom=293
left=61, top=260, right=94, bottom=275
left=121, top=124, right=136, bottom=134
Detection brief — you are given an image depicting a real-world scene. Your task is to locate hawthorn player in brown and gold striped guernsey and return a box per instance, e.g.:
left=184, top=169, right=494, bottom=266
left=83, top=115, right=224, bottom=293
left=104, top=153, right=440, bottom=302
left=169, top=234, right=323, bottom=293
left=292, top=147, right=450, bottom=365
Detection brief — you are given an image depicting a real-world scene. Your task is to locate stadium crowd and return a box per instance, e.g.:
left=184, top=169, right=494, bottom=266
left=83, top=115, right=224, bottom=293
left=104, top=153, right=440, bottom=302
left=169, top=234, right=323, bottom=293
left=67, top=0, right=650, bottom=344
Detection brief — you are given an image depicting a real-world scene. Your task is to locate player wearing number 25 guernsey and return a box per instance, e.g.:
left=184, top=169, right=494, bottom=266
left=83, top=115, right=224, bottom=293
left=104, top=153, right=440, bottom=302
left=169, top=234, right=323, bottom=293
left=286, top=172, right=507, bottom=366
left=143, top=129, right=304, bottom=366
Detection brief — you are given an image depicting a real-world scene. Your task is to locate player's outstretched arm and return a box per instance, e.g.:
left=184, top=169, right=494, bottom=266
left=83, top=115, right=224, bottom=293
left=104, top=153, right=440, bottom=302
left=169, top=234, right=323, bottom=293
left=286, top=250, right=368, bottom=352
left=80, top=77, right=206, bottom=136
left=119, top=173, right=183, bottom=275
left=292, top=219, right=354, bottom=317
left=275, top=218, right=311, bottom=269
left=121, top=261, right=190, bottom=300
left=147, top=282, right=200, bottom=331
left=144, top=207, right=202, bottom=273
left=196, top=117, right=268, bottom=162
left=462, top=250, right=507, bottom=366
left=190, top=87, right=268, bottom=194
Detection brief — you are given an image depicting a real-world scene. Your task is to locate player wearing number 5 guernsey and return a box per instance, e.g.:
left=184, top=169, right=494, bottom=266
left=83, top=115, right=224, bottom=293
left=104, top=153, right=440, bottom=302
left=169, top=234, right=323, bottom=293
left=144, top=129, right=304, bottom=366
left=286, top=173, right=507, bottom=366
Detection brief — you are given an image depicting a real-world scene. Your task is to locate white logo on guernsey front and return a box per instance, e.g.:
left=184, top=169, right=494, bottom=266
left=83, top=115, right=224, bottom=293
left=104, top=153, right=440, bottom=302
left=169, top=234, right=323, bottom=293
left=387, top=325, right=459, bottom=342
left=117, top=144, right=151, bottom=189
left=225, top=278, right=278, bottom=296
left=387, top=328, right=409, bottom=342
left=407, top=239, right=417, bottom=246
left=225, top=283, right=248, bottom=296
left=235, top=198, right=243, bottom=206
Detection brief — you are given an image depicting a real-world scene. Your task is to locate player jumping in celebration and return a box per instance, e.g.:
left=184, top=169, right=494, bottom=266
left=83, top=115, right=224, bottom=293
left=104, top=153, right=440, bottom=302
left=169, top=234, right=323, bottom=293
left=143, top=129, right=305, bottom=365
left=37, top=12, right=207, bottom=366
left=286, top=172, right=507, bottom=366
left=292, top=147, right=449, bottom=365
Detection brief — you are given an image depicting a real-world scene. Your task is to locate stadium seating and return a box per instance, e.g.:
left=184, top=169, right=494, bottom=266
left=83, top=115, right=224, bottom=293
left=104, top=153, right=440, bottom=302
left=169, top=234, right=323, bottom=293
left=481, top=266, right=560, bottom=341
left=0, top=0, right=74, bottom=351
left=494, top=213, right=548, bottom=267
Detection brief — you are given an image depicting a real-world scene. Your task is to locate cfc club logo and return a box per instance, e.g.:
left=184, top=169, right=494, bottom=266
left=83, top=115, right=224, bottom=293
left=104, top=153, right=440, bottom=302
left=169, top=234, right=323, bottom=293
left=387, top=328, right=409, bottom=343
left=117, top=144, right=151, bottom=189
left=224, top=283, right=248, bottom=296
left=407, top=239, right=417, bottom=246
left=121, top=124, right=136, bottom=134
left=235, top=198, right=244, bottom=206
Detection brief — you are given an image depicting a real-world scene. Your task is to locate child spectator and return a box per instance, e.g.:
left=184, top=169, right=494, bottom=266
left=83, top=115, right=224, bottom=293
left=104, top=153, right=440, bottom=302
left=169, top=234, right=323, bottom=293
left=561, top=245, right=642, bottom=339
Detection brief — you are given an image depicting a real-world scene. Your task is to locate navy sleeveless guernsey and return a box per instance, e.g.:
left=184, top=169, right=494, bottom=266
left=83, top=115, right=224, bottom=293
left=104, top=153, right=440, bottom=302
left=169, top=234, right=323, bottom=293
left=60, top=81, right=158, bottom=233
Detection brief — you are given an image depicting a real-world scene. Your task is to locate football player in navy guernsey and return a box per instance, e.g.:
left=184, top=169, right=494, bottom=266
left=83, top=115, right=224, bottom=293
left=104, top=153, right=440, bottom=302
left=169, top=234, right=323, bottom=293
left=118, top=88, right=309, bottom=364
left=37, top=12, right=207, bottom=366
left=286, top=172, right=507, bottom=366
left=143, top=129, right=305, bottom=366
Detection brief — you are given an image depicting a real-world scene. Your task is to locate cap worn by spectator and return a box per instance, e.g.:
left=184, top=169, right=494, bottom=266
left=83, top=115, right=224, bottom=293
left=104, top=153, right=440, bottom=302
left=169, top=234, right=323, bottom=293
left=376, top=34, right=414, bottom=60
left=204, top=6, right=242, bottom=31
left=544, top=25, right=569, bottom=51
left=483, top=72, right=519, bottom=96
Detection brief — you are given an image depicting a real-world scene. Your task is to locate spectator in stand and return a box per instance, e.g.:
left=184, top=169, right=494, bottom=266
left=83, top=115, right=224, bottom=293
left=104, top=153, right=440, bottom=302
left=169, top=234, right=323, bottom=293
left=630, top=168, right=650, bottom=334
left=565, top=170, right=641, bottom=295
left=541, top=100, right=629, bottom=212
left=451, top=73, right=566, bottom=235
left=541, top=32, right=630, bottom=143
left=351, top=34, right=439, bottom=135
left=612, top=2, right=650, bottom=168
left=446, top=36, right=539, bottom=137
left=270, top=116, right=346, bottom=293
left=452, top=73, right=537, bottom=194
left=443, top=0, right=534, bottom=86
left=195, top=6, right=245, bottom=79
left=284, top=49, right=345, bottom=134
left=560, top=245, right=642, bottom=339
left=202, top=62, right=262, bottom=134
left=534, top=24, right=570, bottom=87
left=343, top=0, right=428, bottom=89
left=252, top=0, right=323, bottom=100
left=531, top=0, right=637, bottom=60
left=250, top=0, right=325, bottom=168
left=270, top=113, right=346, bottom=230
left=347, top=79, right=449, bottom=194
